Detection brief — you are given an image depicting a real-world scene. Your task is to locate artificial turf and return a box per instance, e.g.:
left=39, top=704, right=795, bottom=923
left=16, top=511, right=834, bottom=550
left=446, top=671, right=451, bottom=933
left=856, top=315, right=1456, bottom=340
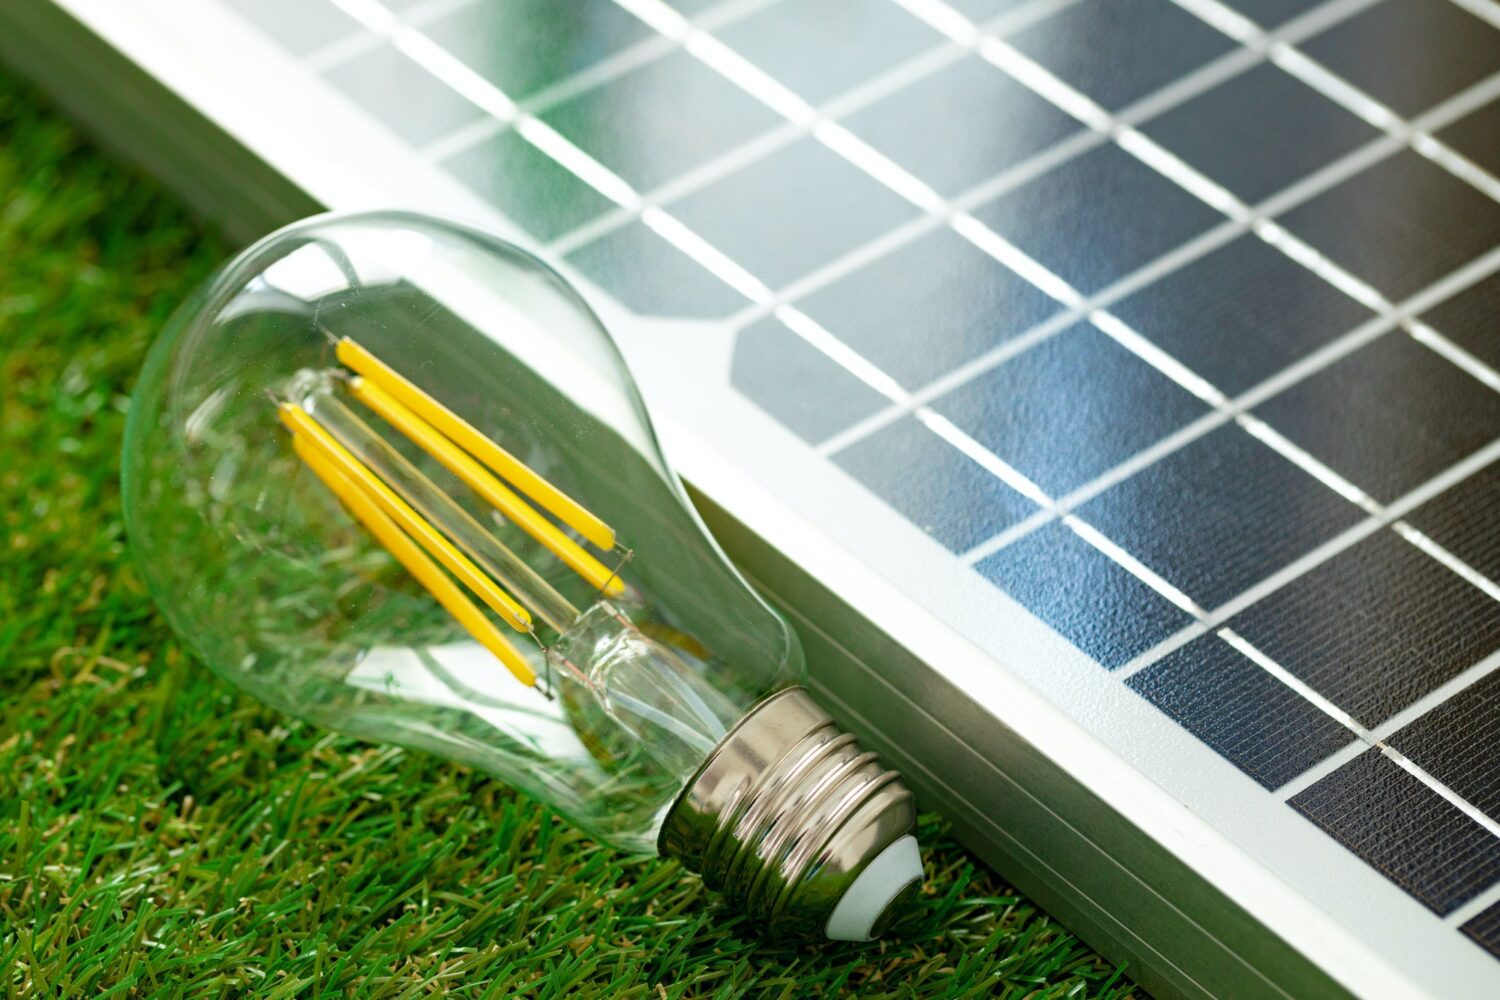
left=0, top=68, right=1137, bottom=998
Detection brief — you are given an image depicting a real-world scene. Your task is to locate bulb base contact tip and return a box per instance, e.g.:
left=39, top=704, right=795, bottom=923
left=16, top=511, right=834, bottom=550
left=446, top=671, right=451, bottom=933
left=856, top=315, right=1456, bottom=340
left=659, top=686, right=922, bottom=940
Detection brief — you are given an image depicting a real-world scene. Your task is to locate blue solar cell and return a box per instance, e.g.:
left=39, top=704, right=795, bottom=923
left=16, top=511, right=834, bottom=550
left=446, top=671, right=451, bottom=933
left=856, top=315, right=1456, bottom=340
left=971, top=145, right=1223, bottom=294
left=1007, top=0, right=1236, bottom=111
left=931, top=323, right=1209, bottom=496
left=1109, top=234, right=1374, bottom=396
left=796, top=228, right=1062, bottom=390
left=1292, top=750, right=1500, bottom=916
left=1140, top=63, right=1379, bottom=204
left=730, top=316, right=890, bottom=443
left=1129, top=634, right=1355, bottom=789
left=976, top=521, right=1193, bottom=668
left=1076, top=423, right=1363, bottom=610
left=839, top=56, right=1083, bottom=197
left=834, top=417, right=1038, bottom=552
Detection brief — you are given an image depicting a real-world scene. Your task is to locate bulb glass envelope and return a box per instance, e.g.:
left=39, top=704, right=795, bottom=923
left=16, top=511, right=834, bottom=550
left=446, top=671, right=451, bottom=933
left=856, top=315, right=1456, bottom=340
left=122, top=211, right=803, bottom=851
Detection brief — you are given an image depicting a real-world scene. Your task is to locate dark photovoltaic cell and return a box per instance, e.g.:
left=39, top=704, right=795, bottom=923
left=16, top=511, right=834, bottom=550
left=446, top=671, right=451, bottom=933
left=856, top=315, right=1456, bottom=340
left=1418, top=269, right=1500, bottom=376
left=970, top=144, right=1224, bottom=294
left=1405, top=460, right=1500, bottom=586
left=795, top=228, right=1062, bottom=390
left=834, top=417, right=1038, bottom=552
left=1005, top=0, right=1236, bottom=110
left=1128, top=634, right=1355, bottom=788
left=1389, top=669, right=1500, bottom=825
left=1438, top=98, right=1500, bottom=178
left=1253, top=333, right=1500, bottom=503
left=976, top=521, right=1193, bottom=668
left=1138, top=63, right=1380, bottom=203
left=1074, top=423, right=1364, bottom=610
left=1228, top=530, right=1500, bottom=727
left=1298, top=0, right=1500, bottom=117
left=930, top=323, right=1210, bottom=497
left=1274, top=151, right=1500, bottom=302
left=838, top=57, right=1084, bottom=197
left=1466, top=900, right=1500, bottom=960
left=1108, top=234, right=1374, bottom=396
left=1291, top=750, right=1500, bottom=915
left=275, top=0, right=1500, bottom=958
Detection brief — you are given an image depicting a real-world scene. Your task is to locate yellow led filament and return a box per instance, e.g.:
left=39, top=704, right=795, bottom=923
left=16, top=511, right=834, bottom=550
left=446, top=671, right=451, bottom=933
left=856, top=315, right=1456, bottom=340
left=292, top=433, right=538, bottom=688
left=283, top=339, right=625, bottom=688
left=336, top=337, right=616, bottom=550
left=345, top=375, right=623, bottom=597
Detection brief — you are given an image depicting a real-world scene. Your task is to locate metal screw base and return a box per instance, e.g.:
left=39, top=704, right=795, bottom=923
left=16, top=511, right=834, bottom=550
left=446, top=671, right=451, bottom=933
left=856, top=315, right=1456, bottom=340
left=658, top=686, right=918, bottom=939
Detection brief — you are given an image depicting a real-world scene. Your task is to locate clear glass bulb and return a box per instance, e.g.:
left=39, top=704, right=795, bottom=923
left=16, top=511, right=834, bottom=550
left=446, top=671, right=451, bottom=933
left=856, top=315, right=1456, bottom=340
left=122, top=212, right=919, bottom=939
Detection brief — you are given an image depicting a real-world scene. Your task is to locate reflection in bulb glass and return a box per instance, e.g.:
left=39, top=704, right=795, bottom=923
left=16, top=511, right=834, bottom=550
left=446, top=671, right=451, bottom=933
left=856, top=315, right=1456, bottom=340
left=123, top=212, right=919, bottom=939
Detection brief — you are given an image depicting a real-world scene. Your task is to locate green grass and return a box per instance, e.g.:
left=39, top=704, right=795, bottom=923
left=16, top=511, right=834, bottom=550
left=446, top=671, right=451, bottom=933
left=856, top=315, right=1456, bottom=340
left=0, top=69, right=1136, bottom=998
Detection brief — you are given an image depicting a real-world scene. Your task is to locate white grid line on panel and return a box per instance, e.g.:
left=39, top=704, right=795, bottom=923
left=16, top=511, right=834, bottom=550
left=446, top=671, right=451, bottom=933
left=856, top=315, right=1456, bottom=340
left=1110, top=519, right=1387, bottom=680
left=868, top=75, right=1500, bottom=571
left=1215, top=628, right=1500, bottom=847
left=1066, top=516, right=1209, bottom=617
left=802, top=47, right=1500, bottom=469
left=1454, top=0, right=1500, bottom=29
left=788, top=37, right=1500, bottom=476
left=304, top=0, right=477, bottom=71
left=777, top=299, right=1208, bottom=617
left=1447, top=879, right=1500, bottom=929
left=881, top=214, right=1500, bottom=692
left=545, top=0, right=1083, bottom=257
left=419, top=32, right=684, bottom=163
left=402, top=0, right=786, bottom=165
left=1112, top=622, right=1213, bottom=681
left=1112, top=433, right=1500, bottom=684
left=540, top=0, right=1358, bottom=319
left=1273, top=739, right=1367, bottom=799
left=946, top=213, right=1500, bottom=574
left=893, top=0, right=1500, bottom=398
left=1218, top=628, right=1374, bottom=740
left=322, top=0, right=818, bottom=317
left=960, top=408, right=1237, bottom=564
left=1368, top=649, right=1500, bottom=747
left=1385, top=747, right=1500, bottom=841
left=1410, top=321, right=1500, bottom=394
left=1171, top=0, right=1500, bottom=206
left=703, top=28, right=1500, bottom=738
left=526, top=7, right=1422, bottom=627
left=894, top=0, right=1500, bottom=848
left=812, top=127, right=1408, bottom=458
left=1236, top=415, right=1377, bottom=510
left=1392, top=523, right=1500, bottom=604
left=596, top=0, right=1355, bottom=281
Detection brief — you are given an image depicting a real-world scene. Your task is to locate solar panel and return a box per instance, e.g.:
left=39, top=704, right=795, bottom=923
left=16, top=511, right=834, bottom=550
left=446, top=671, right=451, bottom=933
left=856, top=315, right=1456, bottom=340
left=9, top=0, right=1500, bottom=991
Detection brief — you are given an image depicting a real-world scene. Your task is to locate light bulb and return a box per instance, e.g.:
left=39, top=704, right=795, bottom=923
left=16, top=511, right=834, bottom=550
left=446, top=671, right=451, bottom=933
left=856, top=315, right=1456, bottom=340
left=121, top=211, right=921, bottom=940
